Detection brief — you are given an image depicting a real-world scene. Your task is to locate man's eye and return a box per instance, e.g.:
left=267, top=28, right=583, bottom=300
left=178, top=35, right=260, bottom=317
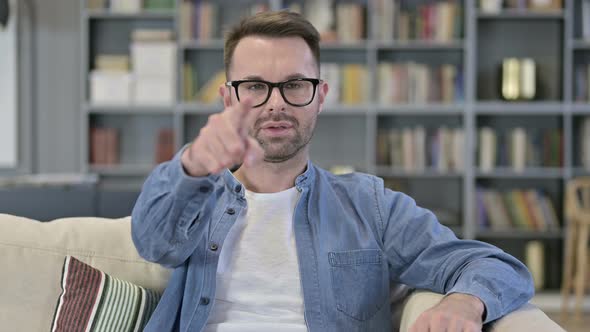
left=285, top=83, right=302, bottom=89
left=247, top=83, right=266, bottom=91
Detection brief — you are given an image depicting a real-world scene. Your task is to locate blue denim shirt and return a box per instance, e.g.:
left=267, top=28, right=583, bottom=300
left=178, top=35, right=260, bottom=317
left=131, top=150, right=534, bottom=332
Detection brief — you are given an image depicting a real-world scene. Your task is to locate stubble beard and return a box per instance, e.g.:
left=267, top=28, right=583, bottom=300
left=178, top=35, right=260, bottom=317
left=252, top=113, right=316, bottom=163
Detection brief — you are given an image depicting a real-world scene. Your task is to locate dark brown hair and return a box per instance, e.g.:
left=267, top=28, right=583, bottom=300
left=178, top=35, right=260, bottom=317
left=224, top=11, right=320, bottom=78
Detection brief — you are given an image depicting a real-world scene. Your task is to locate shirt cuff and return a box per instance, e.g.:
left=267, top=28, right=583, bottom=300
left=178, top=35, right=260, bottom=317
left=170, top=144, right=218, bottom=201
left=446, top=280, right=501, bottom=324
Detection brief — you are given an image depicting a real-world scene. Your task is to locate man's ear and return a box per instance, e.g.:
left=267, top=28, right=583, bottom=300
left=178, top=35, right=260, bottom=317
left=317, top=81, right=329, bottom=114
left=219, top=83, right=231, bottom=108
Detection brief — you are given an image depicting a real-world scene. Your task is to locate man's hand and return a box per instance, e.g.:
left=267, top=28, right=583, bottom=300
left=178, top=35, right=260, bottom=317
left=409, top=293, right=485, bottom=332
left=181, top=96, right=264, bottom=177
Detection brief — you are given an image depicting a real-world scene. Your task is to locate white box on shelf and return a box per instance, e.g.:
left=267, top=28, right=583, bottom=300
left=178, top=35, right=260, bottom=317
left=131, top=42, right=176, bottom=78
left=90, top=71, right=133, bottom=105
left=110, top=0, right=141, bottom=13
left=133, top=77, right=175, bottom=105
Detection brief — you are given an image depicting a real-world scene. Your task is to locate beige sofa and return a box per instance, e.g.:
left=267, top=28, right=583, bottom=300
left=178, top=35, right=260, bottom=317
left=0, top=213, right=565, bottom=331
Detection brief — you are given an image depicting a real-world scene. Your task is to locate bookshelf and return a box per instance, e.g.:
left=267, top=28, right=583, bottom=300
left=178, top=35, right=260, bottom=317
left=80, top=0, right=590, bottom=292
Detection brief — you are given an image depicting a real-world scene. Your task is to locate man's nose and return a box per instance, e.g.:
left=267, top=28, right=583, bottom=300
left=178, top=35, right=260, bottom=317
left=266, top=86, right=287, bottom=111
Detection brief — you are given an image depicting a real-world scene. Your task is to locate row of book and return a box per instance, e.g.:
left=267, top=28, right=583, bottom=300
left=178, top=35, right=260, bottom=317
left=378, top=62, right=463, bottom=104
left=478, top=127, right=563, bottom=172
left=180, top=0, right=269, bottom=41
left=321, top=63, right=369, bottom=105
left=481, top=0, right=562, bottom=12
left=288, top=0, right=366, bottom=43
left=90, top=29, right=176, bottom=105
left=375, top=0, right=463, bottom=42
left=87, top=0, right=174, bottom=12
left=182, top=63, right=225, bottom=104
left=89, top=127, right=175, bottom=165
left=376, top=126, right=465, bottom=172
left=581, top=117, right=590, bottom=170
left=476, top=188, right=560, bottom=231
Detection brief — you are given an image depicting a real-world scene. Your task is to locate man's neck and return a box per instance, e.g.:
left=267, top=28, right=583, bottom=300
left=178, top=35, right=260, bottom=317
left=233, top=151, right=308, bottom=193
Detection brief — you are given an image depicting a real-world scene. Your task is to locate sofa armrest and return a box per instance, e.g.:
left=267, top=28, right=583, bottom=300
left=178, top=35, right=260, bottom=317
left=399, top=291, right=565, bottom=332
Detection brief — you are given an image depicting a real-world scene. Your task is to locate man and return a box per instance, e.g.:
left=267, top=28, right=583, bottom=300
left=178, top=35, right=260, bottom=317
left=132, top=11, right=533, bottom=332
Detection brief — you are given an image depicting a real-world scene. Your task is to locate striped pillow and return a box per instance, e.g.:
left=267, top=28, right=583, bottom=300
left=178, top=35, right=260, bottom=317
left=51, top=256, right=161, bottom=332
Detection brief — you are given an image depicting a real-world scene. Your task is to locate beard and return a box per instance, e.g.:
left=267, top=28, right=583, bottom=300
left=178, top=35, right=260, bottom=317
left=251, top=112, right=316, bottom=163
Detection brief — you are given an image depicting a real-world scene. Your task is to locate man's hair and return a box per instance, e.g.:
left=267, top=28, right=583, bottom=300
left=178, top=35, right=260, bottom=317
left=224, top=11, right=321, bottom=78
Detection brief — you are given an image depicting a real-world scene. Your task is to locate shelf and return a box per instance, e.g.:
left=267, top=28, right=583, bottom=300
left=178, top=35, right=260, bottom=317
left=375, top=167, right=463, bottom=179
left=477, top=10, right=564, bottom=20
left=85, top=10, right=176, bottom=20
left=86, top=104, right=175, bottom=115
left=572, top=167, right=590, bottom=177
left=321, top=105, right=370, bottom=115
left=375, top=104, right=464, bottom=115
left=89, top=164, right=156, bottom=176
left=320, top=41, right=370, bottom=50
left=571, top=103, right=590, bottom=114
left=476, top=229, right=563, bottom=239
left=181, top=40, right=225, bottom=50
left=476, top=168, right=564, bottom=179
left=376, top=40, right=465, bottom=51
left=181, top=103, right=222, bottom=114
left=475, top=101, right=564, bottom=114
left=571, top=39, right=590, bottom=50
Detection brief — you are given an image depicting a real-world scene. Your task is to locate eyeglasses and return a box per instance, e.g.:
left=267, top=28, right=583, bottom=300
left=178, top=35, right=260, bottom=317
left=225, top=78, right=322, bottom=108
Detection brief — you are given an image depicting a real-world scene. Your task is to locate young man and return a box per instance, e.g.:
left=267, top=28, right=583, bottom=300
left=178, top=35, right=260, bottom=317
left=132, top=11, right=533, bottom=332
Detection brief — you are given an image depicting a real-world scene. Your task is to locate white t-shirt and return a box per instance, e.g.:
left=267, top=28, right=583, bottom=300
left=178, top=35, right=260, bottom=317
left=204, top=187, right=307, bottom=332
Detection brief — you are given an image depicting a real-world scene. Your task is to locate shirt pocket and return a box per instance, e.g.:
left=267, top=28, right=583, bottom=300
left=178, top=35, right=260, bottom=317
left=328, top=249, right=388, bottom=321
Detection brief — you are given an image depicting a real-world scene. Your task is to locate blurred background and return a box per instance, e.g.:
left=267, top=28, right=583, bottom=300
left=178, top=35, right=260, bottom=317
left=0, top=0, right=588, bottom=327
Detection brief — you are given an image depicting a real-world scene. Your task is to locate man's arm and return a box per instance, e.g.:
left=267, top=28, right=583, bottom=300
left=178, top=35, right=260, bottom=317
left=131, top=147, right=218, bottom=268
left=373, top=177, right=534, bottom=325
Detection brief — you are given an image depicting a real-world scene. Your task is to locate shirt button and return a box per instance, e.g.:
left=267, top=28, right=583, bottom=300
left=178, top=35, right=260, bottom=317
left=226, top=208, right=235, bottom=215
left=199, top=186, right=211, bottom=193
left=200, top=297, right=210, bottom=305
left=209, top=243, right=218, bottom=251
left=234, top=184, right=242, bottom=193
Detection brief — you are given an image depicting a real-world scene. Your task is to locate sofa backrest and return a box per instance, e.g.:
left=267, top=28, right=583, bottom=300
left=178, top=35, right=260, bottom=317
left=0, top=213, right=171, bottom=331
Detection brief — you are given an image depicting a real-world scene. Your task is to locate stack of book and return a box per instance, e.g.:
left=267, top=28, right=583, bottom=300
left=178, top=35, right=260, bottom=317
left=131, top=29, right=176, bottom=105
left=321, top=63, right=369, bottom=105
left=90, top=127, right=119, bottom=165
left=478, top=127, right=563, bottom=172
left=374, top=0, right=462, bottom=42
left=378, top=62, right=463, bottom=104
left=476, top=188, right=560, bottom=231
left=376, top=126, right=464, bottom=172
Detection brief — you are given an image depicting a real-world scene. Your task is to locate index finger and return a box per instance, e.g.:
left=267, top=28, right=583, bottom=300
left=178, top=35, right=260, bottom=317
left=227, top=97, right=261, bottom=137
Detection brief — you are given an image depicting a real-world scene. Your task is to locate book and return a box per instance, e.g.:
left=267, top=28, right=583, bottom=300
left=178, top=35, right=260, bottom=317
left=155, top=128, right=175, bottom=164
left=110, top=0, right=141, bottom=13
left=581, top=117, right=590, bottom=170
left=197, top=71, right=226, bottom=104
left=94, top=55, right=130, bottom=72
left=479, top=127, right=497, bottom=172
left=525, top=241, right=545, bottom=290
left=144, top=0, right=175, bottom=11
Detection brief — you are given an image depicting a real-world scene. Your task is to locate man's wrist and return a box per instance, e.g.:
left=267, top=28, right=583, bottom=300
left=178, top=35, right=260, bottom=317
left=444, top=293, right=486, bottom=321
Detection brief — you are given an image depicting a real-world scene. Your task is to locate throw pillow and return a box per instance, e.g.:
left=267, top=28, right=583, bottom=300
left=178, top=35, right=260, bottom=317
left=51, top=256, right=161, bottom=332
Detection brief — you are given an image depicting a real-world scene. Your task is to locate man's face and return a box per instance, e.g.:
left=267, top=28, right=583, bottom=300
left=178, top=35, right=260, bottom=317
left=222, top=36, right=328, bottom=163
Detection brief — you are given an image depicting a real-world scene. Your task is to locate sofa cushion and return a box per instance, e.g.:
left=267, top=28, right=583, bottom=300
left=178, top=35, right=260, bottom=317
left=52, top=256, right=160, bottom=332
left=0, top=214, right=171, bottom=332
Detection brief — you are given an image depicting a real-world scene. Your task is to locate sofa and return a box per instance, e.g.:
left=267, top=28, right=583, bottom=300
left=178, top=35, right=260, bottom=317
left=0, top=213, right=565, bottom=331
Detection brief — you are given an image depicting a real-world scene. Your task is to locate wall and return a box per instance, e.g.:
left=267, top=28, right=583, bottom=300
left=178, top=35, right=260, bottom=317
left=0, top=0, right=18, bottom=168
